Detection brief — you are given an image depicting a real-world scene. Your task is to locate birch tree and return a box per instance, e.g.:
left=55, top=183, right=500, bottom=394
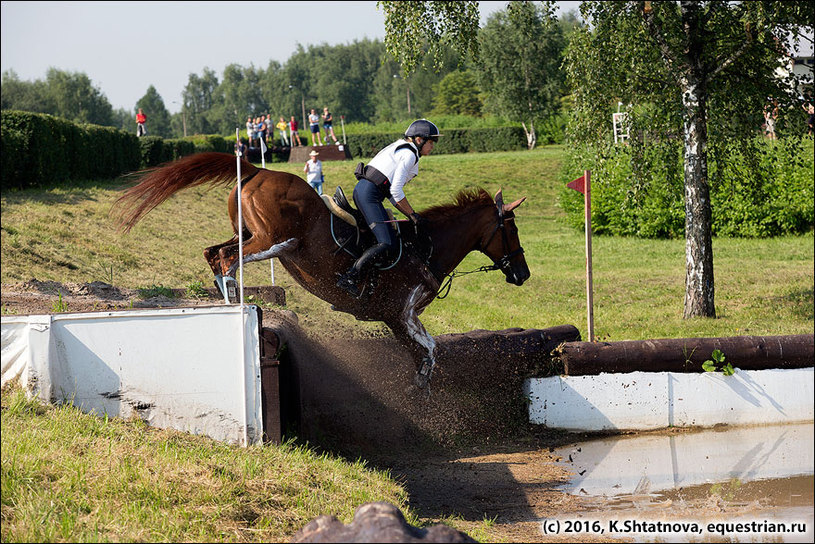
left=565, top=1, right=813, bottom=318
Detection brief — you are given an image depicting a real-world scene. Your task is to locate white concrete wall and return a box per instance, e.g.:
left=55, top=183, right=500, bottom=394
left=2, top=306, right=263, bottom=446
left=525, top=368, right=814, bottom=431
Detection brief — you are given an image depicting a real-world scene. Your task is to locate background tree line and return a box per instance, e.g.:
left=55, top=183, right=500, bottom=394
left=1, top=10, right=581, bottom=143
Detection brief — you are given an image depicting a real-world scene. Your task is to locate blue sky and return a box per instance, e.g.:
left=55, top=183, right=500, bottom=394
left=1, top=1, right=581, bottom=114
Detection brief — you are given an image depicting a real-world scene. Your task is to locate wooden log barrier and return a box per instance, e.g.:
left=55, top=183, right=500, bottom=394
left=560, top=334, right=814, bottom=376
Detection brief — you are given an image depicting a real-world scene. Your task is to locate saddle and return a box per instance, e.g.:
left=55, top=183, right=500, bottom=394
left=321, top=187, right=432, bottom=269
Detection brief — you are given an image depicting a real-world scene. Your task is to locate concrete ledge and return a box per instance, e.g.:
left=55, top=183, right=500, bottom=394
left=524, top=367, right=814, bottom=431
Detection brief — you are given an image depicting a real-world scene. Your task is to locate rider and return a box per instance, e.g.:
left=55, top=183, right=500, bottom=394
left=336, top=118, right=442, bottom=297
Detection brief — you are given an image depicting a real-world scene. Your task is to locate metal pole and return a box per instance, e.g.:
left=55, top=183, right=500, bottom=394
left=301, top=94, right=307, bottom=142
left=340, top=115, right=346, bottom=144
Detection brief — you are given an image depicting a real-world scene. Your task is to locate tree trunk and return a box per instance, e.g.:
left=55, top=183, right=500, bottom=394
left=680, top=1, right=715, bottom=318
left=521, top=120, right=537, bottom=150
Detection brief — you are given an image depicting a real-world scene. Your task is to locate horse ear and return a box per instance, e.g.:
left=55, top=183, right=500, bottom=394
left=494, top=189, right=504, bottom=208
left=503, top=197, right=526, bottom=214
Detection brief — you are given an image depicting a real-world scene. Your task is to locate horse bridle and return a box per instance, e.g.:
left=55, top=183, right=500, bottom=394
left=436, top=203, right=525, bottom=299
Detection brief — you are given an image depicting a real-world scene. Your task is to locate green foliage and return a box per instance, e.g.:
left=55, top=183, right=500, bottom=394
left=1, top=110, right=140, bottom=190
left=185, top=280, right=208, bottom=299
left=702, top=349, right=735, bottom=376
left=477, top=0, right=567, bottom=143
left=560, top=138, right=814, bottom=238
left=137, top=285, right=177, bottom=299
left=379, top=0, right=481, bottom=75
left=345, top=126, right=526, bottom=159
left=431, top=70, right=483, bottom=116
left=51, top=291, right=68, bottom=313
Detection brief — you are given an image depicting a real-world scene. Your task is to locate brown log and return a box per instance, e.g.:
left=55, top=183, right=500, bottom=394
left=560, top=335, right=814, bottom=376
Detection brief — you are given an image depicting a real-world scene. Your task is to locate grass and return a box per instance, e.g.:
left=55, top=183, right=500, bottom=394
left=1, top=146, right=813, bottom=340
left=0, top=386, right=414, bottom=542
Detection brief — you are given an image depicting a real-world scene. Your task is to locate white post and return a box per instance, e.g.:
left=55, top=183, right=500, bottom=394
left=340, top=115, right=346, bottom=145
left=236, top=128, right=244, bottom=307
left=235, top=127, right=248, bottom=447
left=584, top=170, right=595, bottom=342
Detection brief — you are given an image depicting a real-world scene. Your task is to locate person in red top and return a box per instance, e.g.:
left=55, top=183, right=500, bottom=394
left=289, top=116, right=302, bottom=147
left=136, top=108, right=147, bottom=137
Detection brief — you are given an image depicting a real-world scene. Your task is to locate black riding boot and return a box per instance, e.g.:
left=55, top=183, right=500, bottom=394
left=336, top=243, right=390, bottom=297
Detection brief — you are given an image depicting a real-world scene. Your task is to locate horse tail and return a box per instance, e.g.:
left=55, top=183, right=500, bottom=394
left=114, top=152, right=257, bottom=232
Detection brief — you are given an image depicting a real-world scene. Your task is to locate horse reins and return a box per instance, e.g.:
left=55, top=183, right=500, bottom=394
left=436, top=206, right=524, bottom=299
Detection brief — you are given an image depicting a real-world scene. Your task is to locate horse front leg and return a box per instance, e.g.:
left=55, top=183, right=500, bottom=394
left=388, top=284, right=438, bottom=388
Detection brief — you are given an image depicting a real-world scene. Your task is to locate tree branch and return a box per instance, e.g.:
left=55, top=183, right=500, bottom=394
left=641, top=0, right=683, bottom=82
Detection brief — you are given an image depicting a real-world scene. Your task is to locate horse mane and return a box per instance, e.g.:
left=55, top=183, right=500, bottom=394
left=421, top=188, right=493, bottom=221
left=114, top=152, right=257, bottom=232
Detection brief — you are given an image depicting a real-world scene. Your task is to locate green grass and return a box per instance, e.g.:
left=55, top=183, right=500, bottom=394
left=0, top=386, right=413, bottom=542
left=2, top=145, right=812, bottom=340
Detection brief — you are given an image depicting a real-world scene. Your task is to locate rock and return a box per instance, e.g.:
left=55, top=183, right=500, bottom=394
left=291, top=502, right=476, bottom=543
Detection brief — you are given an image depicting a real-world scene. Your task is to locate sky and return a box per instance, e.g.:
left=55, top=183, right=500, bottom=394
left=1, top=1, right=582, bottom=115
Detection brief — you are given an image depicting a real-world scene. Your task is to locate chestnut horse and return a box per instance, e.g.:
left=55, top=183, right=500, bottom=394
left=115, top=152, right=530, bottom=387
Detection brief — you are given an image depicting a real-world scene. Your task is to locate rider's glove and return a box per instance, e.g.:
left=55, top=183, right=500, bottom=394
left=409, top=213, right=429, bottom=228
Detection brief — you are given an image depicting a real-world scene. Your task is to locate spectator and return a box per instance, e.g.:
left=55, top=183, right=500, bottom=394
left=276, top=116, right=290, bottom=146
left=290, top=116, right=302, bottom=147
left=322, top=107, right=339, bottom=145
left=235, top=138, right=247, bottom=157
left=265, top=114, right=275, bottom=145
left=309, top=108, right=323, bottom=146
left=303, top=150, right=324, bottom=195
left=246, top=117, right=255, bottom=146
left=136, top=108, right=147, bottom=137
left=804, top=103, right=814, bottom=136
left=255, top=116, right=266, bottom=146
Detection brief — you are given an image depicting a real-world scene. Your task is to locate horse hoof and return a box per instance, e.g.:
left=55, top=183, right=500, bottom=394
left=414, top=372, right=430, bottom=389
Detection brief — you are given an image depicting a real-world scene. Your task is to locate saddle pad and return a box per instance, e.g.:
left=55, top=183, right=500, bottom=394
left=320, top=194, right=356, bottom=226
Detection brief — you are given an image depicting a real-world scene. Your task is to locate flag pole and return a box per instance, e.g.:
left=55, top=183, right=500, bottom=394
left=236, top=127, right=248, bottom=446
left=584, top=170, right=594, bottom=341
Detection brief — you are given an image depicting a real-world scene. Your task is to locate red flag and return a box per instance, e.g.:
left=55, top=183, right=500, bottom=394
left=567, top=174, right=586, bottom=194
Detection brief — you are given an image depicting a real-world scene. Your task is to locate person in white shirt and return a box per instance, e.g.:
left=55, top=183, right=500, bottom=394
left=303, top=150, right=323, bottom=194
left=336, top=119, right=441, bottom=298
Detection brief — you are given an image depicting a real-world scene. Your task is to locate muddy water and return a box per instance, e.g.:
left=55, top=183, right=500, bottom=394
left=542, top=423, right=814, bottom=542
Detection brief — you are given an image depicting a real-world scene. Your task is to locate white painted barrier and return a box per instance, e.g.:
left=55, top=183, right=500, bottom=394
left=524, top=368, right=814, bottom=431
left=1, top=306, right=263, bottom=446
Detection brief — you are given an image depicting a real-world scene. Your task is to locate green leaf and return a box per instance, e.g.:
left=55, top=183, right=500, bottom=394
left=702, top=360, right=716, bottom=373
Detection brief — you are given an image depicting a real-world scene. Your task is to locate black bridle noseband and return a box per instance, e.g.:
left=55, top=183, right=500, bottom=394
left=436, top=205, right=525, bottom=299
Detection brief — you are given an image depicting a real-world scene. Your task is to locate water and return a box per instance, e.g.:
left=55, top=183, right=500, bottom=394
left=542, top=423, right=814, bottom=542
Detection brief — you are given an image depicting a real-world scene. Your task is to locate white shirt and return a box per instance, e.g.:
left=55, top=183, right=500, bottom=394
left=304, top=158, right=323, bottom=182
left=366, top=139, right=419, bottom=202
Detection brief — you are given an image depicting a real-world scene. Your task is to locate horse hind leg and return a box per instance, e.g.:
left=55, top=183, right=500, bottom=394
left=223, top=237, right=299, bottom=278
left=204, top=237, right=238, bottom=276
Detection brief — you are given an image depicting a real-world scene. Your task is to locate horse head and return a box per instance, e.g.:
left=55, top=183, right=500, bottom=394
left=480, top=190, right=530, bottom=286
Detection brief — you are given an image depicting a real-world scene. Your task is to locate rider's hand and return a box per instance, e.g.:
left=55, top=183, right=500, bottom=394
left=409, top=213, right=429, bottom=228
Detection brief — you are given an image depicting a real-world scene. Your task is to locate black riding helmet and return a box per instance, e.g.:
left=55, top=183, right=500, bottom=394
left=405, top=119, right=441, bottom=153
left=405, top=119, right=442, bottom=141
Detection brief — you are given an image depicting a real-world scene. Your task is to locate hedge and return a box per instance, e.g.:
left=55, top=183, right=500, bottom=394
left=559, top=137, right=815, bottom=238
left=1, top=110, right=141, bottom=190
left=344, top=126, right=527, bottom=159
left=2, top=111, right=529, bottom=189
